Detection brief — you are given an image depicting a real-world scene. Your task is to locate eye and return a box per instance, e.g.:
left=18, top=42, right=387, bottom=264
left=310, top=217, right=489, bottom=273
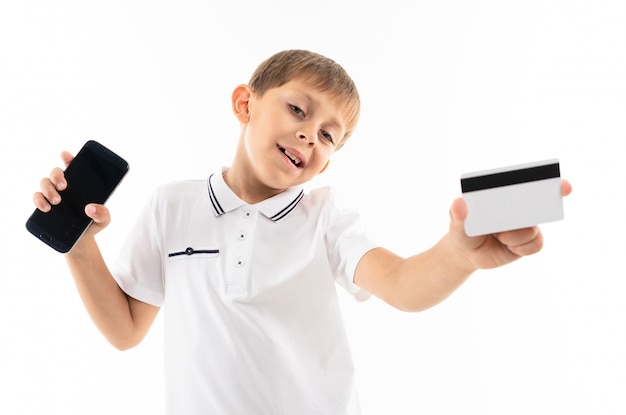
left=320, top=130, right=334, bottom=144
left=289, top=104, right=305, bottom=117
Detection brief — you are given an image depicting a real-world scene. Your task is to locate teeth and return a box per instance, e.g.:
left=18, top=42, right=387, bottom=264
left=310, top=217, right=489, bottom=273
left=283, top=149, right=302, bottom=166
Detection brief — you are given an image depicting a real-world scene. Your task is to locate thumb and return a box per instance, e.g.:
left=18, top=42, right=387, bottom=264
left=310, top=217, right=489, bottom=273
left=449, top=197, right=468, bottom=234
left=84, top=203, right=111, bottom=231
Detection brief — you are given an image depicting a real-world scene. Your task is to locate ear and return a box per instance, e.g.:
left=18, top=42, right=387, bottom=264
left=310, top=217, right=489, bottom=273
left=232, top=84, right=253, bottom=124
left=317, top=160, right=330, bottom=175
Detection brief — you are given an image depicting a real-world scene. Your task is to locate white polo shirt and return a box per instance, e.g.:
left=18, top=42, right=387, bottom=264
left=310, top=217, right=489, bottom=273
left=111, top=168, right=379, bottom=415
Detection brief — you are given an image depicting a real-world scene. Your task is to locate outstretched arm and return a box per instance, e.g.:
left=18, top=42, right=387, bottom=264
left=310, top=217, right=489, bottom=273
left=354, top=180, right=572, bottom=312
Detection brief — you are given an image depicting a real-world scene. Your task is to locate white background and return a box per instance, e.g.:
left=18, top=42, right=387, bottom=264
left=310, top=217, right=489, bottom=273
left=1, top=1, right=625, bottom=414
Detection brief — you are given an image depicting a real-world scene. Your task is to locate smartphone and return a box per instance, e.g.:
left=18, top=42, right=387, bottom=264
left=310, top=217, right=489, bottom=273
left=26, top=140, right=129, bottom=253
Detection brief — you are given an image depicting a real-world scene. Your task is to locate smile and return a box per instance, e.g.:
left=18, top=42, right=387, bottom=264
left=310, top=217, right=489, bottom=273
left=278, top=146, right=303, bottom=167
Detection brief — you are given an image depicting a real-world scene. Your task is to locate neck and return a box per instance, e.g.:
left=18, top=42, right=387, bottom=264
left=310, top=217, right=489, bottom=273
left=223, top=164, right=285, bottom=205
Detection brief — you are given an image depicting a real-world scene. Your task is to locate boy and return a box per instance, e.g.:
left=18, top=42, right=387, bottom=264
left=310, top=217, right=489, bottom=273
left=34, top=49, right=572, bottom=414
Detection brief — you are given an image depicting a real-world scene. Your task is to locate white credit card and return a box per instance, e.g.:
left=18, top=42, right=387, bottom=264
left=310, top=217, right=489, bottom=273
left=461, top=159, right=564, bottom=236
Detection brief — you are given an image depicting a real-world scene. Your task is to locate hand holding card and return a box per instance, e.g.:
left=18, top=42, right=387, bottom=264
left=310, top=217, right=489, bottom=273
left=461, top=159, right=564, bottom=237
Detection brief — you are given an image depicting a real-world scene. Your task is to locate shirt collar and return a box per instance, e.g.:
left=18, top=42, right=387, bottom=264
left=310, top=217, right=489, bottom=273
left=207, top=168, right=304, bottom=222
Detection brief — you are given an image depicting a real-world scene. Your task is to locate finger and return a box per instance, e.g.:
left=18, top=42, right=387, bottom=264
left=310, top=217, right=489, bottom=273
left=60, top=151, right=74, bottom=168
left=495, top=226, right=540, bottom=247
left=49, top=166, right=67, bottom=191
left=39, top=176, right=62, bottom=206
left=506, top=230, right=544, bottom=256
left=561, top=179, right=572, bottom=197
left=33, top=191, right=52, bottom=212
left=495, top=226, right=544, bottom=256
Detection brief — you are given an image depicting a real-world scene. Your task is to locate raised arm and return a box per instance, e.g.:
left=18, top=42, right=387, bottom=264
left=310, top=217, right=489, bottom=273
left=34, top=152, right=159, bottom=350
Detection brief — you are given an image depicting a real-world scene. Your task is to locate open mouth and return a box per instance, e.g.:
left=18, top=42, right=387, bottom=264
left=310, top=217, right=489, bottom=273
left=278, top=146, right=303, bottom=167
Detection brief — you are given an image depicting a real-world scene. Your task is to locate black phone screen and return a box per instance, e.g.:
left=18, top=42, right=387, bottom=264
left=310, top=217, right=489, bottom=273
left=26, top=140, right=129, bottom=253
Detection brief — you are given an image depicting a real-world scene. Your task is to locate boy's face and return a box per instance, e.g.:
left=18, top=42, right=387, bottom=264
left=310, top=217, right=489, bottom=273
left=232, top=80, right=346, bottom=197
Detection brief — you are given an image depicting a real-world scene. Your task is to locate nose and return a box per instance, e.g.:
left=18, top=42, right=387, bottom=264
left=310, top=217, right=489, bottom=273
left=297, top=129, right=316, bottom=146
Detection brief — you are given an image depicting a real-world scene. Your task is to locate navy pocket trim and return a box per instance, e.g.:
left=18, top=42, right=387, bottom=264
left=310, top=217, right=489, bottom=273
left=168, top=247, right=220, bottom=258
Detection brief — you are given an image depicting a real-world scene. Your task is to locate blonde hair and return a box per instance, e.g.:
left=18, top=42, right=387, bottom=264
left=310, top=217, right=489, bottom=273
left=248, top=49, right=360, bottom=149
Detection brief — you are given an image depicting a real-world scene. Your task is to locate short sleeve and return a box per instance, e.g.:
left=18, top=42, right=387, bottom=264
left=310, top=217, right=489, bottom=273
left=322, top=190, right=379, bottom=302
left=110, top=190, right=165, bottom=307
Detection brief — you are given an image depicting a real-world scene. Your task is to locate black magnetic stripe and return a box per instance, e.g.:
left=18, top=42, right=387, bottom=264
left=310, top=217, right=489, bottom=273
left=270, top=190, right=304, bottom=221
left=461, top=163, right=560, bottom=193
left=207, top=174, right=224, bottom=215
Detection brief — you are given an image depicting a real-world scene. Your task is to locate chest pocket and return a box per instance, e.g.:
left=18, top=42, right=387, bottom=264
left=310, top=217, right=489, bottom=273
left=166, top=247, right=221, bottom=278
left=165, top=246, right=222, bottom=298
left=168, top=246, right=219, bottom=259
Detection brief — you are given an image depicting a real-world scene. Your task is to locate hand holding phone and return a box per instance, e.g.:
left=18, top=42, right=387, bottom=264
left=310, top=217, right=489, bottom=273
left=27, top=140, right=129, bottom=253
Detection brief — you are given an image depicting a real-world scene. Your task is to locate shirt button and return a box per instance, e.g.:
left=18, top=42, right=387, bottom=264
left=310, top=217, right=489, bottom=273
left=236, top=259, right=245, bottom=268
left=243, top=210, right=252, bottom=218
left=238, top=232, right=247, bottom=240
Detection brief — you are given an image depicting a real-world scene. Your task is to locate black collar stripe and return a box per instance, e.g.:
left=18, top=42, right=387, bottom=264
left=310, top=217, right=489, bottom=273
left=207, top=174, right=225, bottom=216
left=270, top=190, right=304, bottom=222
